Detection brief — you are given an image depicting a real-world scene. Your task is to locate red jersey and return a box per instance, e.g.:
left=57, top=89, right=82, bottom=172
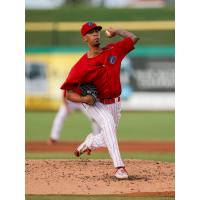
left=60, top=37, right=135, bottom=99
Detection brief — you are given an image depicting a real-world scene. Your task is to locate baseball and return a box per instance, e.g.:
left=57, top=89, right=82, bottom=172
left=105, top=30, right=112, bottom=37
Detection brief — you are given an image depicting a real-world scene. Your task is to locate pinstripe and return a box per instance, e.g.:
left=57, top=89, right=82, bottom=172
left=116, top=102, right=119, bottom=127
left=114, top=103, right=117, bottom=128
left=113, top=102, right=122, bottom=166
left=105, top=104, right=120, bottom=165
left=96, top=103, right=117, bottom=158
left=82, top=100, right=124, bottom=167
left=115, top=102, right=122, bottom=166
left=102, top=102, right=123, bottom=167
left=94, top=104, right=117, bottom=159
left=96, top=102, right=123, bottom=167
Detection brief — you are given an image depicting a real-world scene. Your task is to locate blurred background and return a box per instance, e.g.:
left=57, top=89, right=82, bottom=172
left=25, top=0, right=175, bottom=162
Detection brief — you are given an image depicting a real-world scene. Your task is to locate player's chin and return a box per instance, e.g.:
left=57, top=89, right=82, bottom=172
left=94, top=41, right=100, bottom=47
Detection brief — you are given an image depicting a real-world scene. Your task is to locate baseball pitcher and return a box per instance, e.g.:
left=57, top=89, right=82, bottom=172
left=60, top=22, right=139, bottom=179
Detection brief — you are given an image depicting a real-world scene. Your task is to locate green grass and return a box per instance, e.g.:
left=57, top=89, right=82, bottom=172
left=25, top=111, right=175, bottom=141
left=25, top=30, right=174, bottom=47
left=25, top=152, right=174, bottom=163
left=26, top=195, right=175, bottom=200
left=26, top=7, right=175, bottom=22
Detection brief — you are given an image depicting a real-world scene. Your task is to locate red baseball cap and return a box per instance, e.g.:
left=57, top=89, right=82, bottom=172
left=81, top=22, right=102, bottom=36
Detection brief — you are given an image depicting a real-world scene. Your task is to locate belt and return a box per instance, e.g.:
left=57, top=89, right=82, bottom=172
left=99, top=97, right=120, bottom=104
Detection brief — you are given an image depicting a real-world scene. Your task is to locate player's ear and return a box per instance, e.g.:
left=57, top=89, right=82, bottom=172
left=82, top=35, right=88, bottom=42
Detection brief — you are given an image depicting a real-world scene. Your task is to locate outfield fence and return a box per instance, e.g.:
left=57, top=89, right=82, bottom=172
left=26, top=20, right=175, bottom=32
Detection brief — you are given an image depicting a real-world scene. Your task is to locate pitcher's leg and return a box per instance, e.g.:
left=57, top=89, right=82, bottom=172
left=86, top=102, right=122, bottom=150
left=88, top=102, right=124, bottom=168
left=84, top=132, right=106, bottom=149
left=76, top=104, right=105, bottom=149
left=80, top=104, right=101, bottom=136
left=107, top=101, right=121, bottom=129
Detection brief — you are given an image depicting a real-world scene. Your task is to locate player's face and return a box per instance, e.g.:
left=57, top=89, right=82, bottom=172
left=85, top=28, right=101, bottom=47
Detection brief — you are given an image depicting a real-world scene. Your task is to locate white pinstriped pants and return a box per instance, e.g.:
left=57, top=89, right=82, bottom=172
left=82, top=100, right=124, bottom=168
left=50, top=102, right=100, bottom=140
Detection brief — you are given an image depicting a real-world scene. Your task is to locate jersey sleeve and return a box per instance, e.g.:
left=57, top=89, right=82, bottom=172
left=60, top=64, right=84, bottom=94
left=113, top=37, right=135, bottom=56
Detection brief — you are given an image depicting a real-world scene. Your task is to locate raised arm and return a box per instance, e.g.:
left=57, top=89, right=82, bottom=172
left=105, top=27, right=140, bottom=44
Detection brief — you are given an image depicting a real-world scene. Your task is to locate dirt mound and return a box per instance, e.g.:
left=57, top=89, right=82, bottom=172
left=26, top=159, right=174, bottom=196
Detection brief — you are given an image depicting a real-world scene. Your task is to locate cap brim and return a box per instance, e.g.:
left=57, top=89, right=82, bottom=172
left=96, top=26, right=102, bottom=31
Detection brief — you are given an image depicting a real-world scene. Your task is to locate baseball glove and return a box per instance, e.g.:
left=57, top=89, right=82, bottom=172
left=80, top=83, right=98, bottom=105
